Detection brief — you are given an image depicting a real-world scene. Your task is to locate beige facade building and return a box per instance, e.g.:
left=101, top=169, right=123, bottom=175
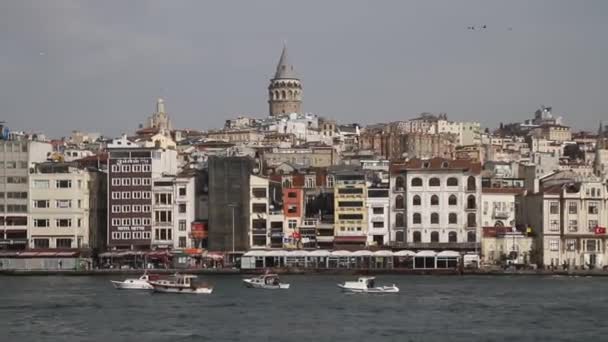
left=333, top=170, right=368, bottom=248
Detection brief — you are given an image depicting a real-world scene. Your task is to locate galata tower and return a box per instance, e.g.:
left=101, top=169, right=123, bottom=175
left=268, top=44, right=302, bottom=116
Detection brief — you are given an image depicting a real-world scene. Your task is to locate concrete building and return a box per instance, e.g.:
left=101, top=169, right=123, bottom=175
left=262, top=146, right=338, bottom=168
left=481, top=227, right=534, bottom=265
left=530, top=124, right=572, bottom=142
left=207, top=156, right=252, bottom=253
left=333, top=169, right=367, bottom=248
left=520, top=180, right=608, bottom=269
left=0, top=140, right=52, bottom=251
left=268, top=45, right=302, bottom=116
left=481, top=187, right=523, bottom=228
left=366, top=185, right=390, bottom=246
left=106, top=137, right=178, bottom=250
left=249, top=175, right=283, bottom=249
left=390, top=158, right=482, bottom=252
left=29, top=162, right=105, bottom=251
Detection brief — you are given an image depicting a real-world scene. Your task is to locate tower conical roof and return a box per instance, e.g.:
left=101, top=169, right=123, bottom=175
left=274, top=44, right=298, bottom=79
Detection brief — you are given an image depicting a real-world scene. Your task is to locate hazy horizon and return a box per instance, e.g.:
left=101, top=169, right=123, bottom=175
left=1, top=0, right=607, bottom=137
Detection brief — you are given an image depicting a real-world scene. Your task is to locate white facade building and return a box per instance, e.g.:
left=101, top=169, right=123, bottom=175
left=366, top=187, right=390, bottom=246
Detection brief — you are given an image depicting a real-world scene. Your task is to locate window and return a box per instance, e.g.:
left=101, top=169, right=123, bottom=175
left=142, top=165, right=151, bottom=172
left=121, top=165, right=131, bottom=173
left=395, top=176, right=405, bottom=190
left=431, top=213, right=439, bottom=224
left=122, top=192, right=131, bottom=200
left=411, top=178, right=422, bottom=187
left=78, top=200, right=82, bottom=208
left=34, top=239, right=50, bottom=249
left=372, top=221, right=384, bottom=228
left=56, top=180, right=72, bottom=188
left=179, top=220, right=187, bottom=231
left=467, top=195, right=476, bottom=209
left=154, top=210, right=173, bottom=224
left=33, top=180, right=49, bottom=188
left=430, top=231, right=439, bottom=242
left=586, top=240, right=597, bottom=252
left=133, top=178, right=141, bottom=186
left=7, top=192, right=27, bottom=199
left=143, top=231, right=151, bottom=239
left=33, top=219, right=50, bottom=227
left=56, top=200, right=71, bottom=209
left=288, top=220, right=297, bottom=229
left=395, top=196, right=404, bottom=209
left=252, top=188, right=266, bottom=198
left=178, top=187, right=187, bottom=197
left=143, top=205, right=151, bottom=212
left=7, top=176, right=27, bottom=184
left=326, top=175, right=334, bottom=187
left=449, top=213, right=457, bottom=224
left=287, top=192, right=297, bottom=198
left=111, top=192, right=120, bottom=200
left=132, top=165, right=141, bottom=172
left=467, top=231, right=476, bottom=243
left=121, top=218, right=131, bottom=226
left=396, top=213, right=405, bottom=227
left=111, top=231, right=121, bottom=240
left=252, top=203, right=266, bottom=213
left=568, top=202, right=577, bottom=215
left=132, top=218, right=142, bottom=226
left=568, top=220, right=578, bottom=232
left=566, top=239, right=576, bottom=251
left=413, top=231, right=421, bottom=242
left=77, top=219, right=81, bottom=227
left=372, top=207, right=383, bottom=215
left=111, top=165, right=120, bottom=172
left=142, top=191, right=151, bottom=199
left=549, top=219, right=559, bottom=232
left=549, top=201, right=559, bottom=215
left=111, top=205, right=121, bottom=213
left=133, top=205, right=141, bottom=212
left=449, top=195, right=457, bottom=206
left=5, top=161, right=16, bottom=169
left=429, top=178, right=440, bottom=187
left=467, top=213, right=476, bottom=227
left=430, top=195, right=439, bottom=206
left=413, top=213, right=421, bottom=224
left=121, top=205, right=130, bottom=212
left=178, top=204, right=186, bottom=213
left=121, top=178, right=131, bottom=186
left=588, top=220, right=599, bottom=232
left=56, top=239, right=72, bottom=248
left=33, top=200, right=50, bottom=208
left=121, top=232, right=131, bottom=240
left=395, top=231, right=405, bottom=242
left=133, top=191, right=141, bottom=199
left=111, top=218, right=120, bottom=226
left=447, top=177, right=458, bottom=186
left=304, top=177, right=315, bottom=188
left=549, top=239, right=559, bottom=251
left=467, top=176, right=476, bottom=191
left=411, top=195, right=421, bottom=206
left=588, top=202, right=599, bottom=215
left=179, top=237, right=187, bottom=248
left=142, top=178, right=151, bottom=186
left=143, top=218, right=151, bottom=225
left=287, top=204, right=297, bottom=214
left=448, top=231, right=457, bottom=242
left=56, top=219, right=72, bottom=227
left=155, top=193, right=173, bottom=205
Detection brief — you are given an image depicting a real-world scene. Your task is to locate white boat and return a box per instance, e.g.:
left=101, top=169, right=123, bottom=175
left=243, top=274, right=290, bottom=289
left=149, top=274, right=213, bottom=294
left=110, top=273, right=157, bottom=290
left=337, top=277, right=399, bottom=293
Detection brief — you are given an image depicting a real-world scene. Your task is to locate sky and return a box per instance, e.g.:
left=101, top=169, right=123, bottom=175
left=1, top=0, right=607, bottom=137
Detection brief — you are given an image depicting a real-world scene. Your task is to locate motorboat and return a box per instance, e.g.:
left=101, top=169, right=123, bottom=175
left=337, top=277, right=399, bottom=293
left=110, top=273, right=158, bottom=290
left=148, top=274, right=213, bottom=294
left=243, top=274, right=290, bottom=289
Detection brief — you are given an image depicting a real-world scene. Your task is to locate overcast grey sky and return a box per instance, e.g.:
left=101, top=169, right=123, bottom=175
left=1, top=0, right=607, bottom=137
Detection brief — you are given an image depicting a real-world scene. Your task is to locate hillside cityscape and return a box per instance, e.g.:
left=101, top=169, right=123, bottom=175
left=1, top=44, right=607, bottom=272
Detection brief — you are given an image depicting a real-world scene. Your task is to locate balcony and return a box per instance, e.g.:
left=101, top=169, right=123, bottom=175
left=492, top=211, right=510, bottom=219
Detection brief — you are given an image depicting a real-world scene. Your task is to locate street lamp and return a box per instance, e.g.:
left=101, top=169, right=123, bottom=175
left=228, top=203, right=237, bottom=254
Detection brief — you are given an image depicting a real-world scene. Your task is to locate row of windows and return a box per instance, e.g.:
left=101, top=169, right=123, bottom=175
left=396, top=176, right=477, bottom=190
left=32, top=179, right=80, bottom=189
left=0, top=161, right=28, bottom=169
left=395, top=213, right=477, bottom=227
left=110, top=191, right=151, bottom=200
left=32, top=238, right=72, bottom=249
left=111, top=177, right=151, bottom=186
left=394, top=195, right=476, bottom=208
left=550, top=201, right=601, bottom=215
left=0, top=176, right=27, bottom=184
left=0, top=142, right=28, bottom=152
left=111, top=217, right=151, bottom=226
left=111, top=231, right=151, bottom=240
left=111, top=204, right=151, bottom=213
left=394, top=231, right=477, bottom=243
left=0, top=192, right=28, bottom=199
left=110, top=164, right=151, bottom=173
left=33, top=218, right=81, bottom=228
left=0, top=205, right=28, bottom=213
left=557, top=219, right=601, bottom=232
left=33, top=199, right=81, bottom=209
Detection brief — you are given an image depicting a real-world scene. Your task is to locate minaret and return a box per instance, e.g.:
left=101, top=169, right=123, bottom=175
left=147, top=97, right=172, bottom=131
left=268, top=44, right=302, bottom=116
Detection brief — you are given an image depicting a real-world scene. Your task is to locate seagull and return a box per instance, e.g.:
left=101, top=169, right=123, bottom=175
left=39, top=52, right=46, bottom=56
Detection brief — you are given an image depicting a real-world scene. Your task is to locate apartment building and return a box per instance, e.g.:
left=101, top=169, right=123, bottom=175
left=333, top=169, right=367, bottom=248
left=0, top=140, right=52, bottom=250
left=249, top=175, right=284, bottom=249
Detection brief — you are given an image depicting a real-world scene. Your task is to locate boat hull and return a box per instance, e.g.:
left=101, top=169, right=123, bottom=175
left=243, top=279, right=290, bottom=289
left=111, top=280, right=153, bottom=290
left=151, top=285, right=213, bottom=294
left=337, top=284, right=399, bottom=293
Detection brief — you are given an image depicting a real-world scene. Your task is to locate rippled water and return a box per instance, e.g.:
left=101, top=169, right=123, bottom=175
left=1, top=275, right=607, bottom=342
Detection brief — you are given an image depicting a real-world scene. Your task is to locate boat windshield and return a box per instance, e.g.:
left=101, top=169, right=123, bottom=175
left=367, top=279, right=375, bottom=288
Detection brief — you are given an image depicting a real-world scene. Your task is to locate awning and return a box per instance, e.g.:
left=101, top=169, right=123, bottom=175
left=333, top=236, right=366, bottom=243
left=393, top=250, right=416, bottom=257
left=415, top=250, right=437, bottom=257
left=437, top=250, right=460, bottom=258
left=373, top=250, right=394, bottom=257
left=330, top=250, right=353, bottom=257
left=351, top=250, right=373, bottom=256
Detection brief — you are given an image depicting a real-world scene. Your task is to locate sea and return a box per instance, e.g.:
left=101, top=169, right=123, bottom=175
left=0, top=274, right=607, bottom=342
